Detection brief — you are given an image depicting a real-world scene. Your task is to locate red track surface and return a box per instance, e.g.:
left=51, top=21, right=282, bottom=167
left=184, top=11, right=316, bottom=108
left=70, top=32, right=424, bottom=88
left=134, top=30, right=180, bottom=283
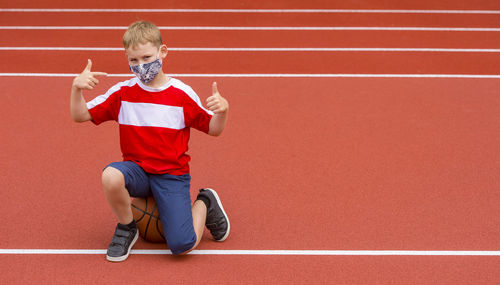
left=6, top=0, right=500, bottom=9
left=3, top=50, right=500, bottom=74
left=3, top=30, right=500, bottom=49
left=2, top=12, right=500, bottom=27
left=2, top=1, right=500, bottom=284
left=3, top=255, right=500, bottom=284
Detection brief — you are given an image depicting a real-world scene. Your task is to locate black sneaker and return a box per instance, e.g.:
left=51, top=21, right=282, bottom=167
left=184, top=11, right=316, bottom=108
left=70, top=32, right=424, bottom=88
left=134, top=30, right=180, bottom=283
left=197, top=188, right=230, bottom=241
left=106, top=222, right=139, bottom=262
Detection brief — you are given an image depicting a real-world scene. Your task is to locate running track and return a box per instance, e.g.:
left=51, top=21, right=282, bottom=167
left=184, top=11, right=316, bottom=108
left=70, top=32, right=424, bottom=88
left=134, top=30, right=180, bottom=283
left=1, top=1, right=500, bottom=284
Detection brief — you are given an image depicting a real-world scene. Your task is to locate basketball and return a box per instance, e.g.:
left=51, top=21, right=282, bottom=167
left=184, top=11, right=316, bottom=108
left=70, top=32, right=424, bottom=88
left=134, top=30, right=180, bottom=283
left=131, top=196, right=166, bottom=243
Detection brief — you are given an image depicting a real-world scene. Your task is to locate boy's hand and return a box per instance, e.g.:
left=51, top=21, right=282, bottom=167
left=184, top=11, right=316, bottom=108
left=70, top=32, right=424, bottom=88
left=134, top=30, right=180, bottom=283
left=72, top=59, right=108, bottom=90
left=206, top=82, right=228, bottom=114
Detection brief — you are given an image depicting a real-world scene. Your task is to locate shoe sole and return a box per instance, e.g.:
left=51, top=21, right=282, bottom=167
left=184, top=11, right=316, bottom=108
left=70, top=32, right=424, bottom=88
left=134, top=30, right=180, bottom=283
left=204, top=188, right=230, bottom=242
left=106, top=230, right=139, bottom=262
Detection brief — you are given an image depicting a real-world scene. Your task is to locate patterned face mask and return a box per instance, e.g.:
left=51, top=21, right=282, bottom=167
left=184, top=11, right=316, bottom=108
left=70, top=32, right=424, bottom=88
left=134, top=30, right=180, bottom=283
left=129, top=50, right=162, bottom=84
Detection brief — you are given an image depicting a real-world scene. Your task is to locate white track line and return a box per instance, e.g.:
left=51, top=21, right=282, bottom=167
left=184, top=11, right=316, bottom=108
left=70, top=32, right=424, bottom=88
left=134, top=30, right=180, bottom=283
left=1, top=8, right=500, bottom=14
left=1, top=249, right=500, bottom=256
left=1, top=26, right=500, bottom=32
left=2, top=47, right=500, bottom=52
left=1, top=73, right=500, bottom=78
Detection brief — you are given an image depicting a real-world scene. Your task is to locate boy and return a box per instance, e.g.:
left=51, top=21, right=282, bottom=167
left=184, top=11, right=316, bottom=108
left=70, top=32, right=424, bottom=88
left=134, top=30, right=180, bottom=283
left=70, top=20, right=230, bottom=262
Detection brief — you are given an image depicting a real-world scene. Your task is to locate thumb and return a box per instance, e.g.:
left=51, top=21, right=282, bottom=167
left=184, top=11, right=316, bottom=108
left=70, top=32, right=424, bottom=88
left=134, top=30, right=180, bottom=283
left=212, top=82, right=219, bottom=96
left=84, top=59, right=92, bottom=72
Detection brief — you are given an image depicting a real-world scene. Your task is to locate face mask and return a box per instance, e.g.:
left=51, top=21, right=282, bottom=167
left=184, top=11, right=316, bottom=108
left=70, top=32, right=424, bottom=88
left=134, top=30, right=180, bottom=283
left=129, top=50, right=162, bottom=84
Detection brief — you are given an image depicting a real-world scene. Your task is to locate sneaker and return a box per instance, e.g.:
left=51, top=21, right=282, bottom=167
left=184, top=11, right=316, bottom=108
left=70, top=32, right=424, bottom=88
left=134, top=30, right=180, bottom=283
left=106, top=222, right=139, bottom=262
left=197, top=188, right=230, bottom=241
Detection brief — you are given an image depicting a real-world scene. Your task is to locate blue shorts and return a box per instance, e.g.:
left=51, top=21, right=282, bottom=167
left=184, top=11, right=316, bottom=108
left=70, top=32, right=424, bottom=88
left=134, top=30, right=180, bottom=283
left=106, top=161, right=196, bottom=255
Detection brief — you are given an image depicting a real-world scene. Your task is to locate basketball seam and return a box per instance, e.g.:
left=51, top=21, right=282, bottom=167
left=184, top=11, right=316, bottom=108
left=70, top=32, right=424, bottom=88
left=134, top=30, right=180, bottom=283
left=143, top=203, right=157, bottom=241
left=131, top=197, right=165, bottom=242
left=131, top=204, right=146, bottom=223
left=131, top=204, right=161, bottom=219
left=156, top=218, right=165, bottom=240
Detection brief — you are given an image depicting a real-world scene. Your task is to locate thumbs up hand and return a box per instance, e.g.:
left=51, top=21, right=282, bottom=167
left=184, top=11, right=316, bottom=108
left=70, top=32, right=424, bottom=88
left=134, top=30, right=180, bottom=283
left=206, top=82, right=228, bottom=114
left=72, top=59, right=108, bottom=90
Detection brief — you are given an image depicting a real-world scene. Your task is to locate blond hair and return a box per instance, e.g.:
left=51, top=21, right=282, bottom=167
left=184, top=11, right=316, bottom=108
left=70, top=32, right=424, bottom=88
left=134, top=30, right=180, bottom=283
left=123, top=21, right=163, bottom=49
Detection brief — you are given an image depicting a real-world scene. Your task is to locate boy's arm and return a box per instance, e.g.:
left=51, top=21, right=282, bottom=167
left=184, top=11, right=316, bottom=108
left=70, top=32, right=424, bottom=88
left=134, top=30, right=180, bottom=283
left=206, top=82, right=229, bottom=137
left=70, top=59, right=107, bottom=122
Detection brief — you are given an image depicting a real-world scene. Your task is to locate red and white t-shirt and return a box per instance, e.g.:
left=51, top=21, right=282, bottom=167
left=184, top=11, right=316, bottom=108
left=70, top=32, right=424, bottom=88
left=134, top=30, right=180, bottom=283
left=86, top=77, right=213, bottom=175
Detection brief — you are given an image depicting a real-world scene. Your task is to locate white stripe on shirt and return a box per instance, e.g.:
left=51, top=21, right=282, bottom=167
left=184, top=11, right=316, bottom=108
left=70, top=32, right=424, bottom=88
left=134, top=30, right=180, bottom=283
left=86, top=78, right=137, bottom=110
left=118, top=101, right=185, bottom=129
left=170, top=78, right=214, bottom=116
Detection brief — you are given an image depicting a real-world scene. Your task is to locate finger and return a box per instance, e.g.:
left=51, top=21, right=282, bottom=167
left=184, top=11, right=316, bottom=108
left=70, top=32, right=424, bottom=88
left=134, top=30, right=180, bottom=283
left=84, top=59, right=92, bottom=71
left=206, top=95, right=216, bottom=104
left=89, top=76, right=99, bottom=85
left=206, top=97, right=219, bottom=107
left=91, top=71, right=108, bottom=77
left=207, top=102, right=218, bottom=108
left=86, top=77, right=96, bottom=86
left=83, top=84, right=94, bottom=90
left=212, top=82, right=218, bottom=95
left=211, top=107, right=223, bottom=114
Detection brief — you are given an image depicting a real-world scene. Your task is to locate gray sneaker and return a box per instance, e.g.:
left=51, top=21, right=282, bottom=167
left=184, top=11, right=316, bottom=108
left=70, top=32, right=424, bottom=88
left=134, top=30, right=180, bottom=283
left=197, top=188, right=230, bottom=241
left=106, top=222, right=139, bottom=262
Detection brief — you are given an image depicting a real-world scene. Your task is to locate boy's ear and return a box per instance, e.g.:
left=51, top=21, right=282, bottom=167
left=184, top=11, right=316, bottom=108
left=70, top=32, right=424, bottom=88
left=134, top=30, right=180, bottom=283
left=160, top=44, right=168, bottom=59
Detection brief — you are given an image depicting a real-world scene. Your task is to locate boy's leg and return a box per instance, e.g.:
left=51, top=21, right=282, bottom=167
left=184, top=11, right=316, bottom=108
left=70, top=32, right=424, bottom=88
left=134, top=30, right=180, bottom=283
left=190, top=199, right=207, bottom=250
left=101, top=166, right=133, bottom=224
left=102, top=161, right=151, bottom=262
left=179, top=192, right=229, bottom=254
left=102, top=161, right=152, bottom=223
left=149, top=173, right=204, bottom=255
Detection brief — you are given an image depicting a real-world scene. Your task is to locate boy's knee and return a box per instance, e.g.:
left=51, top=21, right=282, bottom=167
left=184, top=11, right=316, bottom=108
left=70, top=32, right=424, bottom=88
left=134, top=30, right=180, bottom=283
left=102, top=166, right=125, bottom=191
left=169, top=237, right=197, bottom=256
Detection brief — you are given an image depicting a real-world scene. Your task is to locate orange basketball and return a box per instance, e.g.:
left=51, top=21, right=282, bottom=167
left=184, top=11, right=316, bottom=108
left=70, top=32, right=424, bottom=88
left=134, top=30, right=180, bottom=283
left=131, top=196, right=166, bottom=243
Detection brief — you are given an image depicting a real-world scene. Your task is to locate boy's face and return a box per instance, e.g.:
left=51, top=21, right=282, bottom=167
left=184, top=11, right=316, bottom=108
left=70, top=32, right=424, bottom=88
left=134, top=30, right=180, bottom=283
left=126, top=42, right=167, bottom=66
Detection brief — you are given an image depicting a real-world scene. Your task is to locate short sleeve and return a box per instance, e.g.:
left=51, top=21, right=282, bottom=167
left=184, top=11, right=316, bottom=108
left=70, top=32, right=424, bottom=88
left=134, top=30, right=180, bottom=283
left=182, top=89, right=213, bottom=133
left=86, top=83, right=124, bottom=125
